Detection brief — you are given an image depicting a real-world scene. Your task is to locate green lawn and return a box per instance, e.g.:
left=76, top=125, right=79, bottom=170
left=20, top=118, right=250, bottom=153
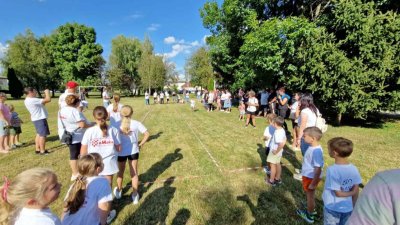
left=1, top=96, right=399, bottom=225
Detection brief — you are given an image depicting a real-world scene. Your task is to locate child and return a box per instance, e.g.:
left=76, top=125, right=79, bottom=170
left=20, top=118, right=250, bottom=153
left=265, top=116, right=286, bottom=186
left=289, top=92, right=301, bottom=151
left=0, top=93, right=11, bottom=153
left=81, top=106, right=121, bottom=186
left=106, top=94, right=123, bottom=128
left=0, top=168, right=62, bottom=225
left=113, top=106, right=149, bottom=204
left=9, top=104, right=23, bottom=149
left=322, top=137, right=361, bottom=225
left=190, top=99, right=196, bottom=111
left=238, top=101, right=246, bottom=121
left=62, top=153, right=116, bottom=225
left=297, top=127, right=324, bottom=224
left=262, top=113, right=277, bottom=174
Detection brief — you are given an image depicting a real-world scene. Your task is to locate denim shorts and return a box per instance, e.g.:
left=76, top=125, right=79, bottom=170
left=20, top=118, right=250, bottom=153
left=324, top=207, right=352, bottom=225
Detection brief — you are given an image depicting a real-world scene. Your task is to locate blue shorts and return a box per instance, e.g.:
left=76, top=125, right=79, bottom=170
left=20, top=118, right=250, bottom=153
left=324, top=207, right=351, bottom=225
left=33, top=119, right=50, bottom=137
left=0, top=120, right=8, bottom=136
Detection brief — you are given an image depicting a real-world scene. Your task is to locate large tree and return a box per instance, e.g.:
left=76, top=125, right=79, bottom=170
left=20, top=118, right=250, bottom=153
left=49, top=23, right=104, bottom=82
left=185, top=47, right=214, bottom=89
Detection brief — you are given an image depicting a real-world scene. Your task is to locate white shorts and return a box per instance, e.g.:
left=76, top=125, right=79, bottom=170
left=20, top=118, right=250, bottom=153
left=267, top=152, right=282, bottom=164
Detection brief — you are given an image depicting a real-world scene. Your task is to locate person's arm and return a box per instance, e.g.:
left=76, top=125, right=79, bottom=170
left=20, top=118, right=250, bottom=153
left=139, top=131, right=150, bottom=148
left=273, top=142, right=285, bottom=155
left=308, top=167, right=322, bottom=190
left=352, top=185, right=360, bottom=206
left=77, top=121, right=93, bottom=129
left=278, top=96, right=288, bottom=106
left=80, top=144, right=88, bottom=156
left=334, top=185, right=359, bottom=198
left=98, top=202, right=111, bottom=225
left=42, top=89, right=51, bottom=104
left=297, top=112, right=308, bottom=145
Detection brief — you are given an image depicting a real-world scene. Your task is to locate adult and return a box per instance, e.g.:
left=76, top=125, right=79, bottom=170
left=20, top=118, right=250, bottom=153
left=106, top=94, right=123, bottom=128
left=102, top=87, right=111, bottom=108
left=347, top=169, right=400, bottom=225
left=59, top=95, right=93, bottom=180
left=220, top=90, right=226, bottom=111
left=245, top=91, right=259, bottom=128
left=0, top=92, right=11, bottom=153
left=197, top=90, right=201, bottom=100
left=224, top=90, right=232, bottom=113
left=172, top=91, right=177, bottom=103
left=59, top=81, right=79, bottom=109
left=268, top=89, right=277, bottom=114
left=207, top=90, right=214, bottom=112
left=160, top=91, right=165, bottom=104
left=165, top=90, right=170, bottom=104
left=24, top=88, right=51, bottom=155
left=144, top=91, right=150, bottom=105
left=296, top=93, right=319, bottom=156
left=276, top=87, right=291, bottom=131
left=258, top=88, right=270, bottom=117
left=153, top=91, right=158, bottom=104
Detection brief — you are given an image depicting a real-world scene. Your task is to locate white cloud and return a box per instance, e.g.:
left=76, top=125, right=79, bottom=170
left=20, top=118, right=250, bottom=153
left=125, top=13, right=143, bottom=20
left=0, top=43, right=9, bottom=59
left=147, top=23, right=160, bottom=31
left=164, top=44, right=193, bottom=58
left=164, top=36, right=176, bottom=44
left=191, top=41, right=200, bottom=47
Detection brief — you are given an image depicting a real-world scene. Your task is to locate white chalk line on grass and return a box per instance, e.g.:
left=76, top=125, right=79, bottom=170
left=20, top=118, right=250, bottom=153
left=174, top=107, right=223, bottom=172
left=140, top=108, right=153, bottom=122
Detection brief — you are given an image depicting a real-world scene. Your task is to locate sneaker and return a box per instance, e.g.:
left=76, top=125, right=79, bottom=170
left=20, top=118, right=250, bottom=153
left=274, top=179, right=283, bottom=185
left=265, top=179, right=276, bottom=187
left=40, top=150, right=50, bottom=155
left=113, top=187, right=122, bottom=199
left=10, top=144, right=17, bottom=149
left=253, top=126, right=256, bottom=129
left=295, top=168, right=301, bottom=174
left=106, top=209, right=116, bottom=224
left=35, top=150, right=40, bottom=154
left=263, top=167, right=271, bottom=175
left=296, top=209, right=314, bottom=224
left=293, top=173, right=302, bottom=181
left=132, top=192, right=140, bottom=205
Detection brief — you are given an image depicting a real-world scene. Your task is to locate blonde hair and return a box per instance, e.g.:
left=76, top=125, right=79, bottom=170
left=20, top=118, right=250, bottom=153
left=64, top=153, right=103, bottom=215
left=112, top=94, right=120, bottom=112
left=0, top=168, right=57, bottom=225
left=266, top=113, right=277, bottom=123
left=120, top=105, right=133, bottom=135
left=248, top=91, right=256, bottom=97
left=93, top=106, right=108, bottom=137
left=8, top=104, right=14, bottom=112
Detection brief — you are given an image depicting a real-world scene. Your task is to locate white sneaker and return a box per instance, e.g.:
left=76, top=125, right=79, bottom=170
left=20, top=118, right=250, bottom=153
left=132, top=193, right=140, bottom=205
left=106, top=209, right=116, bottom=224
left=293, top=173, right=303, bottom=181
left=113, top=187, right=122, bottom=199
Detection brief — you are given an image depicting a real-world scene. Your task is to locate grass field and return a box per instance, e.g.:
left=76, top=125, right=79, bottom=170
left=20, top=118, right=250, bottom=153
left=0, top=96, right=399, bottom=225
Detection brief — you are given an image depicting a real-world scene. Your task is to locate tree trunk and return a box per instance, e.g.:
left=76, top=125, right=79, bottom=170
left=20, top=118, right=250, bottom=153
left=52, top=88, right=56, bottom=98
left=336, top=113, right=342, bottom=126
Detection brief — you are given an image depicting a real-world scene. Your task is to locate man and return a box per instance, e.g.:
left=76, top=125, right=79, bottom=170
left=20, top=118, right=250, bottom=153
left=24, top=88, right=51, bottom=155
left=258, top=88, right=270, bottom=117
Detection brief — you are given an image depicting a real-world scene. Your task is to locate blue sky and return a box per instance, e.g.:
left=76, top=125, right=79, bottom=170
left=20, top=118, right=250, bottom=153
left=0, top=0, right=219, bottom=77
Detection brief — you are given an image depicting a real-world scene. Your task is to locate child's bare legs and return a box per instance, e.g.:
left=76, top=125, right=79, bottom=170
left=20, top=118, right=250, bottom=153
left=269, top=163, right=277, bottom=182
left=245, top=114, right=251, bottom=125
left=35, top=134, right=40, bottom=151
left=276, top=163, right=282, bottom=180
left=116, top=162, right=126, bottom=191
left=10, top=134, right=15, bottom=146
left=306, top=190, right=316, bottom=214
left=3, top=135, right=9, bottom=151
left=251, top=115, right=256, bottom=127
left=15, top=134, right=21, bottom=144
left=129, top=160, right=139, bottom=194
left=0, top=135, right=5, bottom=151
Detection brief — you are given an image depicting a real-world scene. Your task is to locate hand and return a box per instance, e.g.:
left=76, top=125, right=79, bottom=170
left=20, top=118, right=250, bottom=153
left=296, top=139, right=301, bottom=146
left=272, top=150, right=278, bottom=155
left=308, top=183, right=316, bottom=190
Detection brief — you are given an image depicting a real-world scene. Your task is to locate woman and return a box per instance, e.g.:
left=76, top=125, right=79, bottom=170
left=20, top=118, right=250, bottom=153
left=245, top=91, right=259, bottom=128
left=59, top=95, right=94, bottom=180
left=296, top=93, right=319, bottom=156
left=0, top=92, right=11, bottom=153
left=277, top=87, right=291, bottom=131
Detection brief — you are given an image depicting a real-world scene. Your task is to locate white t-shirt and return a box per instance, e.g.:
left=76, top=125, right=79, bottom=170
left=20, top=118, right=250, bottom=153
left=62, top=176, right=113, bottom=225
left=153, top=92, right=157, bottom=97
left=160, top=93, right=164, bottom=98
left=145, top=92, right=149, bottom=99
left=221, top=93, right=227, bottom=101
left=268, top=128, right=286, bottom=157
left=106, top=103, right=123, bottom=128
left=59, top=106, right=87, bottom=143
left=299, top=108, right=318, bottom=128
left=58, top=91, right=74, bottom=109
left=301, top=145, right=324, bottom=179
left=247, top=97, right=259, bottom=112
left=263, top=125, right=276, bottom=147
left=208, top=93, right=214, bottom=103
left=13, top=207, right=61, bottom=225
left=323, top=164, right=362, bottom=213
left=165, top=92, right=169, bottom=98
left=24, top=97, right=48, bottom=121
left=102, top=91, right=110, bottom=103
left=120, top=120, right=147, bottom=156
left=81, top=126, right=121, bottom=176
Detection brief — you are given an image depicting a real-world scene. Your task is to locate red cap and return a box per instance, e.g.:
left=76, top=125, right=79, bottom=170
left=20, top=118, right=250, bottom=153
left=66, top=81, right=79, bottom=89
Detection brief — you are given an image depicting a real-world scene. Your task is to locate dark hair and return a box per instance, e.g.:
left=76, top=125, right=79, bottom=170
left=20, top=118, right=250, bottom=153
left=93, top=106, right=108, bottom=137
left=328, top=137, right=353, bottom=158
left=273, top=116, right=285, bottom=127
left=299, top=93, right=318, bottom=115
left=303, top=127, right=323, bottom=141
left=65, top=95, right=80, bottom=107
left=23, top=87, right=35, bottom=95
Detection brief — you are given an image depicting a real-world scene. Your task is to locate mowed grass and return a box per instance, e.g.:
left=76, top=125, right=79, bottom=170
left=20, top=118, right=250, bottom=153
left=0, top=95, right=399, bottom=225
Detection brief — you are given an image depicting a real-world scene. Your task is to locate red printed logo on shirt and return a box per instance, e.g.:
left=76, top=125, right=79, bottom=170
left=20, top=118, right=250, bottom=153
left=91, top=138, right=114, bottom=147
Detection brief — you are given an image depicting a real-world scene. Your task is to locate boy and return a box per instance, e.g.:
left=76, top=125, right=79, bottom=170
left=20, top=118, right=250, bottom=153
left=265, top=116, right=286, bottom=186
left=262, top=113, right=278, bottom=174
left=322, top=137, right=361, bottom=225
left=297, top=126, right=324, bottom=223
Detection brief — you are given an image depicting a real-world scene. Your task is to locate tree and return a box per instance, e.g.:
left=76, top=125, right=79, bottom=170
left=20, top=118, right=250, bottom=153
left=6, top=68, right=23, bottom=98
left=185, top=47, right=214, bottom=89
left=108, top=35, right=142, bottom=92
left=49, top=23, right=104, bottom=82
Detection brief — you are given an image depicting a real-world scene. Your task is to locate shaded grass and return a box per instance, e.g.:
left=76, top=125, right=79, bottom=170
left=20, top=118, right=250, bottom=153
left=0, top=96, right=399, bottom=225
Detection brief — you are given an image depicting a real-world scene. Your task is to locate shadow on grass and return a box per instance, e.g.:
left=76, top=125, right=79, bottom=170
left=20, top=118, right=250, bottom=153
left=171, top=208, right=191, bottom=225
left=257, top=143, right=267, bottom=167
left=237, top=166, right=324, bottom=225
left=147, top=131, right=163, bottom=142
left=122, top=177, right=176, bottom=225
left=283, top=146, right=302, bottom=170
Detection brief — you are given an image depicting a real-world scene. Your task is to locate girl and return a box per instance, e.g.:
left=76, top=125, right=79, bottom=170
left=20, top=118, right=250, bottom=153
left=62, top=153, right=115, bottom=225
left=245, top=91, right=259, bottom=128
left=0, top=168, right=62, bottom=225
left=9, top=104, right=23, bottom=149
left=0, top=92, right=11, bottom=153
left=106, top=94, right=123, bottom=128
left=289, top=92, right=302, bottom=151
left=224, top=90, right=232, bottom=113
left=59, top=95, right=94, bottom=181
left=113, top=106, right=149, bottom=204
left=238, top=101, right=245, bottom=121
left=80, top=106, right=121, bottom=186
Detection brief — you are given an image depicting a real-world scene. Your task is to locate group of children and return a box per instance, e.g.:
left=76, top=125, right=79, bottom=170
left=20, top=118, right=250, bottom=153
left=0, top=92, right=23, bottom=154
left=263, top=114, right=361, bottom=224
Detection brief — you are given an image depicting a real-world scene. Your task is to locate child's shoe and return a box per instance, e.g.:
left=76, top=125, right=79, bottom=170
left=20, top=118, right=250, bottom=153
left=265, top=179, right=276, bottom=187
left=132, top=192, right=140, bottom=205
left=10, top=144, right=17, bottom=149
left=274, top=179, right=283, bottom=185
left=296, top=209, right=314, bottom=224
left=113, top=187, right=122, bottom=199
left=106, top=209, right=116, bottom=224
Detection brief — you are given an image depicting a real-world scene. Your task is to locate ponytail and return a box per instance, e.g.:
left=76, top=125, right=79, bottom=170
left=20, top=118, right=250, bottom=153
left=120, top=105, right=133, bottom=135
left=112, top=94, right=120, bottom=112
left=64, top=153, right=102, bottom=215
left=93, top=106, right=108, bottom=137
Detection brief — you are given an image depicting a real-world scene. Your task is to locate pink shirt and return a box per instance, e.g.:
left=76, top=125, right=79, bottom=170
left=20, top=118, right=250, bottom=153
left=0, top=103, right=11, bottom=122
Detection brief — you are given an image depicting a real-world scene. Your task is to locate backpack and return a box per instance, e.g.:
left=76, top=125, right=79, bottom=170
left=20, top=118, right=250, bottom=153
left=315, top=112, right=328, bottom=133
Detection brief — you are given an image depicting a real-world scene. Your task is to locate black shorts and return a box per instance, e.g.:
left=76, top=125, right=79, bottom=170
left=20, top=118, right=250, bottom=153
left=118, top=153, right=139, bottom=162
left=260, top=105, right=267, bottom=112
left=33, top=119, right=50, bottom=137
left=69, top=143, right=81, bottom=160
left=265, top=147, right=270, bottom=156
left=246, top=110, right=256, bottom=115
